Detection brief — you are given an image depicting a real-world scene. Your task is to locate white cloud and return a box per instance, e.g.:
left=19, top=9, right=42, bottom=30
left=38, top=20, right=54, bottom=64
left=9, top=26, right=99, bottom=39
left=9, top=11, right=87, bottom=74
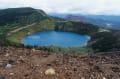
left=0, top=0, right=120, bottom=15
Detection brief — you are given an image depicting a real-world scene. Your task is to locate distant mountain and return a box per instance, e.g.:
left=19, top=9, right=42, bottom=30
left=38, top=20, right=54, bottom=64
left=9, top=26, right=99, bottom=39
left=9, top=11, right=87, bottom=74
left=49, top=13, right=120, bottom=30
left=48, top=13, right=68, bottom=18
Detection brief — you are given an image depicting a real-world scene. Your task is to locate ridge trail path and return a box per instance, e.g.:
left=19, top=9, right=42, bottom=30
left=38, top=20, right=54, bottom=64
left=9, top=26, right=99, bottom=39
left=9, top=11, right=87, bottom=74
left=7, top=23, right=36, bottom=36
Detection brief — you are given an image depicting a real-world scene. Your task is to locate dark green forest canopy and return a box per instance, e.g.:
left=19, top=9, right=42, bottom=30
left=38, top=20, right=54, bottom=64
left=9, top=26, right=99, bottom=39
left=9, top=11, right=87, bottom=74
left=0, top=7, right=47, bottom=25
left=55, top=21, right=99, bottom=35
left=91, top=32, right=120, bottom=52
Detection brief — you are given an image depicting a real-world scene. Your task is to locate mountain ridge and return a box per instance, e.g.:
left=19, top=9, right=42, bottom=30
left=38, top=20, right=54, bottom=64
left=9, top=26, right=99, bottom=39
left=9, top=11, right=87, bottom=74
left=0, top=7, right=48, bottom=26
left=49, top=13, right=120, bottom=30
left=0, top=7, right=120, bottom=53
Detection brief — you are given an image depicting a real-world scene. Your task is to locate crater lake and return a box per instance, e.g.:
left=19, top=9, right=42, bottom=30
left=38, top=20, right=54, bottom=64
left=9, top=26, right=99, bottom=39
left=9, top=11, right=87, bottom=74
left=21, top=31, right=90, bottom=47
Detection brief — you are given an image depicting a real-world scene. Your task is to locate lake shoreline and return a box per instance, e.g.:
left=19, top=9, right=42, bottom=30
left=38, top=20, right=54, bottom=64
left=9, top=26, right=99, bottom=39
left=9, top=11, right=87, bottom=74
left=21, top=31, right=91, bottom=48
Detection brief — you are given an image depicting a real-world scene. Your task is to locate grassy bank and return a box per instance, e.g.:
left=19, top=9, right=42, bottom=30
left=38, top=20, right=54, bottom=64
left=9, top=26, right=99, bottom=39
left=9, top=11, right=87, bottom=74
left=7, top=19, right=55, bottom=43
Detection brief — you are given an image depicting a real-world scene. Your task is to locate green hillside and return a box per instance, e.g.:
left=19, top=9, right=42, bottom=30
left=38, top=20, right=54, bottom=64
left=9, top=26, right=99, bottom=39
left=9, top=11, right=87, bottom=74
left=0, top=7, right=119, bottom=53
left=0, top=7, right=54, bottom=45
left=7, top=19, right=55, bottom=43
left=0, top=7, right=47, bottom=25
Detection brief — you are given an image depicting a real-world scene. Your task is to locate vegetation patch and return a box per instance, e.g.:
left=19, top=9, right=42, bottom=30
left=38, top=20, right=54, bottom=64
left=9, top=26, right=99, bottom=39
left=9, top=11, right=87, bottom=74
left=0, top=7, right=120, bottom=53
left=7, top=19, right=55, bottom=43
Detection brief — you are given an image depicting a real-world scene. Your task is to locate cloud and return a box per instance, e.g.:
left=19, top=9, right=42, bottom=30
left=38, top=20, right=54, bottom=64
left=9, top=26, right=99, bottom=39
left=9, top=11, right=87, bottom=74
left=0, top=0, right=120, bottom=15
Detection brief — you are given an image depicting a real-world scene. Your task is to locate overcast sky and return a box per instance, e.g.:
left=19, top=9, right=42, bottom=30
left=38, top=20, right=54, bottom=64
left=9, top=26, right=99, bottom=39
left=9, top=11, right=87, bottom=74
left=0, top=0, right=120, bottom=15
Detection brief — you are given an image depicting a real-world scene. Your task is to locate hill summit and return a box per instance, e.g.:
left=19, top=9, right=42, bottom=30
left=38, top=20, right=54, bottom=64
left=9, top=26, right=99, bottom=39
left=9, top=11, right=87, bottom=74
left=0, top=7, right=48, bottom=26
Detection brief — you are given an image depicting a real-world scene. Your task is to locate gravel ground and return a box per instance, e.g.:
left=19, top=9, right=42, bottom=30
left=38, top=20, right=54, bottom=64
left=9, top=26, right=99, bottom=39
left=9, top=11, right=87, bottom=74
left=0, top=47, right=120, bottom=79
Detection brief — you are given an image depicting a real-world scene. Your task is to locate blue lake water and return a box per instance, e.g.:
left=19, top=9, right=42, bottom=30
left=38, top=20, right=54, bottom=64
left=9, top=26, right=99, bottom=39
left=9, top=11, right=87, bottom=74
left=21, top=31, right=90, bottom=47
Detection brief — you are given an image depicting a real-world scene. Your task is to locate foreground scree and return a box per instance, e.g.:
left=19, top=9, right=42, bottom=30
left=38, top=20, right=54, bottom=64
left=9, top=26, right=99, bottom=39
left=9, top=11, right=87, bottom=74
left=0, top=47, right=120, bottom=79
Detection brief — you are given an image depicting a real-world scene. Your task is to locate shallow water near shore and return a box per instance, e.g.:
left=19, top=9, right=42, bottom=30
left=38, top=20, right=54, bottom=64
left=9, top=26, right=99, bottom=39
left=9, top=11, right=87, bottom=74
left=21, top=31, right=90, bottom=47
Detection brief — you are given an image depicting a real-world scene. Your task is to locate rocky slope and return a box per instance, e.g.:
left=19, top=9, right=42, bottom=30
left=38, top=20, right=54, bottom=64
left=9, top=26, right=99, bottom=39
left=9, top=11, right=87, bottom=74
left=0, top=47, right=120, bottom=79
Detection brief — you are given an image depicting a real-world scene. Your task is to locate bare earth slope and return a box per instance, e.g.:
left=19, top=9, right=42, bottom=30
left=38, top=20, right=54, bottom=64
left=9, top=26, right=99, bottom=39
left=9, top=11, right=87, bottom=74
left=0, top=47, right=120, bottom=79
